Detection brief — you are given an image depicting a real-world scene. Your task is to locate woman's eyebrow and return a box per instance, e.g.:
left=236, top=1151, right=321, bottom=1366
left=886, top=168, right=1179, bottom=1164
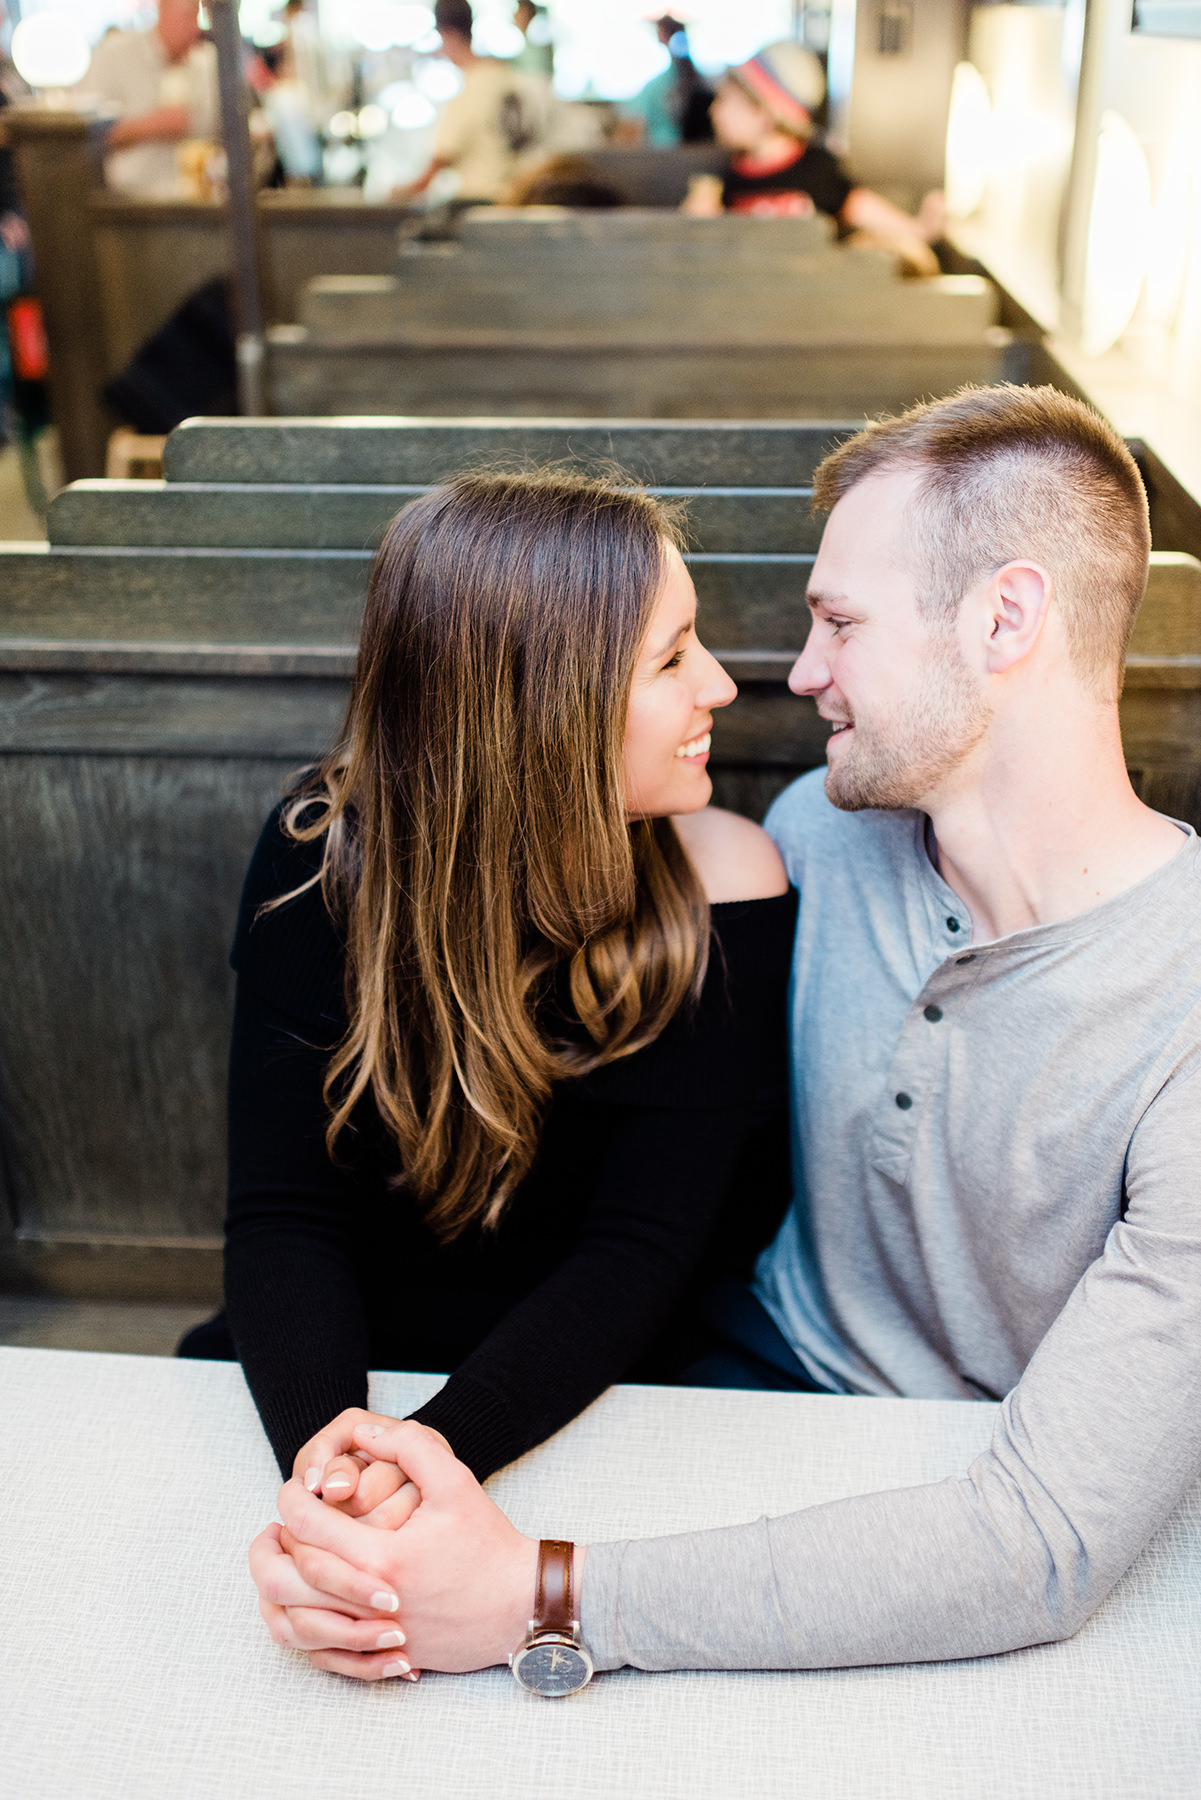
left=650, top=618, right=695, bottom=658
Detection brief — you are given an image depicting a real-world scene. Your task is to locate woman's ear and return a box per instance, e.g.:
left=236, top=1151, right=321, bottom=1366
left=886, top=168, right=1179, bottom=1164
left=981, top=561, right=1053, bottom=674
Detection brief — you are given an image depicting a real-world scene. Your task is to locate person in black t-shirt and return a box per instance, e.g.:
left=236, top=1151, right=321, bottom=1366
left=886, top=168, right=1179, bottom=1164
left=181, top=468, right=796, bottom=1527
left=684, top=39, right=943, bottom=275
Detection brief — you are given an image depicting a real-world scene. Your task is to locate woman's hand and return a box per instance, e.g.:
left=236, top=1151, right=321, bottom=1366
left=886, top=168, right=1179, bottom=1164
left=292, top=1407, right=416, bottom=1522
left=272, top=1420, right=542, bottom=1678
left=250, top=1522, right=418, bottom=1680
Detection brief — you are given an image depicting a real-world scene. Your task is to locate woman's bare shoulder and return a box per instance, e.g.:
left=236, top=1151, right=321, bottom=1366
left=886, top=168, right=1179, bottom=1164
left=672, top=807, right=790, bottom=903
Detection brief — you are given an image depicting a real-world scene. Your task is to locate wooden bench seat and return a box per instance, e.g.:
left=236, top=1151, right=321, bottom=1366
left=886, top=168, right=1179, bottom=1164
left=265, top=212, right=1013, bottom=419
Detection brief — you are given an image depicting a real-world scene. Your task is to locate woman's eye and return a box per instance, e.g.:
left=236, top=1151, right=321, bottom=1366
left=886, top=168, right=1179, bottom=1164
left=663, top=649, right=685, bottom=670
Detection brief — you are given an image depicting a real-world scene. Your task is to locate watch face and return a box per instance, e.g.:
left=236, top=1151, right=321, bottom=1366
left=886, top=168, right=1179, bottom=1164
left=512, top=1639, right=592, bottom=1697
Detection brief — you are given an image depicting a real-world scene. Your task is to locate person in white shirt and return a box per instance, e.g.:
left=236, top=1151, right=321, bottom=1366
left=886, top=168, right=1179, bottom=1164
left=396, top=0, right=548, bottom=205
left=83, top=0, right=219, bottom=198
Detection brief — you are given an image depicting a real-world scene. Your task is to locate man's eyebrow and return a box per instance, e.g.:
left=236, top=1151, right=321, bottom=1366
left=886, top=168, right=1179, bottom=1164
left=805, top=589, right=850, bottom=615
left=649, top=617, right=694, bottom=658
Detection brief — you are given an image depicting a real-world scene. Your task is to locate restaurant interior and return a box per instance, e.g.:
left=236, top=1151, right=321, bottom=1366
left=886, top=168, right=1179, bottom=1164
left=1, top=1, right=1199, bottom=1794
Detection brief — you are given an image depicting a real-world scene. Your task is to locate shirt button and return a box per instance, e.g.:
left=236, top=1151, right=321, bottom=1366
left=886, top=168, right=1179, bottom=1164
left=895, top=1092, right=913, bottom=1110
left=946, top=918, right=961, bottom=932
left=923, top=1004, right=943, bottom=1022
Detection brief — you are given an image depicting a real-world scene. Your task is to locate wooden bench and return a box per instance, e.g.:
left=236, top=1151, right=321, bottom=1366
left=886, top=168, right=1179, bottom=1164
left=297, top=212, right=992, bottom=337
left=0, top=415, right=1197, bottom=1301
left=268, top=213, right=1014, bottom=419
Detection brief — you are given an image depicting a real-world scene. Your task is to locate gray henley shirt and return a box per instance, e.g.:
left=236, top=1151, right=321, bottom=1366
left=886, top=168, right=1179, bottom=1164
left=581, top=772, right=1201, bottom=1670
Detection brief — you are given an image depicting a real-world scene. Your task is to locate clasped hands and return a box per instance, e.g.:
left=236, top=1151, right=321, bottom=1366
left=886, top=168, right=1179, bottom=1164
left=249, top=1411, right=542, bottom=1682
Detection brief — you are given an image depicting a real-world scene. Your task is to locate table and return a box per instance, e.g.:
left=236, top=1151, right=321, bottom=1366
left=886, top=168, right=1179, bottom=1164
left=2, top=1347, right=1199, bottom=1799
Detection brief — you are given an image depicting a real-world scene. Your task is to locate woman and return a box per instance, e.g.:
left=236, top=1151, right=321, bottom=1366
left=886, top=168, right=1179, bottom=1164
left=188, top=468, right=795, bottom=1514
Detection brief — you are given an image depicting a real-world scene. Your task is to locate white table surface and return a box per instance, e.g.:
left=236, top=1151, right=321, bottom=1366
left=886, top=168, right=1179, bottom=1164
left=2, top=1346, right=1199, bottom=1800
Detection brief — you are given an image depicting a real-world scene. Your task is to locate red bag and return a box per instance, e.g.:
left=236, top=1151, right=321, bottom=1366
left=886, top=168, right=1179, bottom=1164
left=8, top=296, right=49, bottom=382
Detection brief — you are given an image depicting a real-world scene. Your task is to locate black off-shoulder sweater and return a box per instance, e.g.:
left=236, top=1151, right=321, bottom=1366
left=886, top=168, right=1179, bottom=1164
left=225, top=808, right=797, bottom=1480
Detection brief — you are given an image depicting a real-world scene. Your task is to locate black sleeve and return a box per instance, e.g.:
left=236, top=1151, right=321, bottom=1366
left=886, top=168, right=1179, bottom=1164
left=411, top=892, right=798, bottom=1481
left=409, top=1099, right=784, bottom=1480
left=797, top=144, right=855, bottom=218
left=224, top=978, right=375, bottom=1477
left=223, top=802, right=374, bottom=1476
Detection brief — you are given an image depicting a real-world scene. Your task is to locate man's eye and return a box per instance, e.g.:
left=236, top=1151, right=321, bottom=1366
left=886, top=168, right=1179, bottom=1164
left=828, top=618, right=851, bottom=635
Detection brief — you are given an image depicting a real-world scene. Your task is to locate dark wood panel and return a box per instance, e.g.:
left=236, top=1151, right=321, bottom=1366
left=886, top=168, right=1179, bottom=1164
left=48, top=481, right=824, bottom=556
left=0, top=548, right=809, bottom=649
left=1118, top=685, right=1201, bottom=771
left=0, top=671, right=348, bottom=756
left=163, top=418, right=861, bottom=487
left=0, top=666, right=824, bottom=764
left=267, top=338, right=1011, bottom=423
left=0, top=755, right=288, bottom=1250
left=0, top=548, right=368, bottom=643
left=0, top=1235, right=223, bottom=1303
left=300, top=263, right=998, bottom=342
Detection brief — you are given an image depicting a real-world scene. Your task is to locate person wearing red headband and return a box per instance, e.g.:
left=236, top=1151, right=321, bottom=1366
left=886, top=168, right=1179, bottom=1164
left=684, top=39, right=943, bottom=275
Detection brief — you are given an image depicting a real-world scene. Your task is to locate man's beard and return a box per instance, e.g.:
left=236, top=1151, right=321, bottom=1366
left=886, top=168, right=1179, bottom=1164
left=823, top=628, right=992, bottom=812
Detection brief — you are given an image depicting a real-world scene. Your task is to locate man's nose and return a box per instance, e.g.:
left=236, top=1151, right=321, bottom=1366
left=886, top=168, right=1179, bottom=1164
left=788, top=634, right=828, bottom=696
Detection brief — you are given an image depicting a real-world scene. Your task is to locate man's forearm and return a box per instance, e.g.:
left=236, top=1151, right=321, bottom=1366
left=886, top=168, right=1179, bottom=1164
left=580, top=1476, right=1087, bottom=1672
left=106, top=104, right=190, bottom=149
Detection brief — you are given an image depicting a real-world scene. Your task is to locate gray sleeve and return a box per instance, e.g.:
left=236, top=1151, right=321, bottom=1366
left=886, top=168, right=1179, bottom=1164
left=581, top=1065, right=1201, bottom=1671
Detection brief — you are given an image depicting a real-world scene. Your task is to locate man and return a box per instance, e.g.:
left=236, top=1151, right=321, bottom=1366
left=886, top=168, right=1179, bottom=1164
left=250, top=385, right=1201, bottom=1681
left=82, top=0, right=219, bottom=197
left=511, top=2, right=554, bottom=80
left=397, top=0, right=548, bottom=206
left=625, top=15, right=714, bottom=148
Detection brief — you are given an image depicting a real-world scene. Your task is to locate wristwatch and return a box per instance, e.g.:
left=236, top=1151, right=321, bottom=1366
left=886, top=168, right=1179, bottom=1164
left=509, top=1538, right=594, bottom=1697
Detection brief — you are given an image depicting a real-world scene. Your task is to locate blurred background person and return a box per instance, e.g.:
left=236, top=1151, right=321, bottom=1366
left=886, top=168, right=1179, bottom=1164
left=395, top=0, right=550, bottom=206
left=0, top=1, right=28, bottom=258
left=83, top=0, right=220, bottom=197
left=506, top=152, right=621, bottom=208
left=626, top=14, right=715, bottom=148
left=684, top=40, right=942, bottom=275
left=511, top=2, right=554, bottom=80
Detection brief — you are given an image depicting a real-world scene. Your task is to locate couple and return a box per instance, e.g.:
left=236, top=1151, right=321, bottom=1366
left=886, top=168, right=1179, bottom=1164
left=226, top=384, right=1201, bottom=1690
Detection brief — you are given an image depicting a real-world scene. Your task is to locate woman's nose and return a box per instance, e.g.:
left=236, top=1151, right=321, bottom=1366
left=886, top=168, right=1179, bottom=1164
left=699, top=649, right=738, bottom=709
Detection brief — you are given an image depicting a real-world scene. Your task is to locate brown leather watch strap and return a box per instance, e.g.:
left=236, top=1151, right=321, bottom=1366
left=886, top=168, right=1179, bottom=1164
left=533, top=1539, right=575, bottom=1633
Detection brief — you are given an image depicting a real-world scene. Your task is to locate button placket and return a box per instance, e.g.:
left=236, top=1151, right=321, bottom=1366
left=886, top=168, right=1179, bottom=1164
left=869, top=956, right=974, bottom=1180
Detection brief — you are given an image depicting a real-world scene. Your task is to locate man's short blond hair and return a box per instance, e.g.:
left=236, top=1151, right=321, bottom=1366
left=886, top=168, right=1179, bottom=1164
left=812, top=385, right=1151, bottom=701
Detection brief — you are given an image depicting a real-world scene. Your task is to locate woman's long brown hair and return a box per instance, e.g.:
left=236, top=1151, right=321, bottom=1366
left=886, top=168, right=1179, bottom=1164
left=278, top=469, right=709, bottom=1240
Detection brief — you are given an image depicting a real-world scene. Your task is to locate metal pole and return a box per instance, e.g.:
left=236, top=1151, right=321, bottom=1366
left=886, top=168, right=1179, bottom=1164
left=209, top=0, right=267, bottom=415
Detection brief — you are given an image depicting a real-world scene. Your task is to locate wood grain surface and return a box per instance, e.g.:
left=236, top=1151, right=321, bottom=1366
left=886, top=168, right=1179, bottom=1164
left=162, top=418, right=861, bottom=486
left=266, top=338, right=1014, bottom=423
left=0, top=753, right=287, bottom=1294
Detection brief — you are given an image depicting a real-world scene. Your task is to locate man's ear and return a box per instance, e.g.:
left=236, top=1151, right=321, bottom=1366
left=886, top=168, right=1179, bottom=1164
left=980, top=561, right=1052, bottom=674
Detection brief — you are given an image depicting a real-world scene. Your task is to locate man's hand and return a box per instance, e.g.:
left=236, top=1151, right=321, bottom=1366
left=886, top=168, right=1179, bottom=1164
left=272, top=1420, right=543, bottom=1678
left=106, top=104, right=191, bottom=149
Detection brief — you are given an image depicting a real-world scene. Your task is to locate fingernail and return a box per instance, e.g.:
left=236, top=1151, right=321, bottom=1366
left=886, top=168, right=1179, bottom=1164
left=371, top=1591, right=399, bottom=1612
left=360, top=1425, right=384, bottom=1438
left=376, top=1629, right=406, bottom=1649
left=324, top=1474, right=352, bottom=1491
left=382, top=1658, right=412, bottom=1677
left=303, top=1468, right=321, bottom=1492
left=404, top=1671, right=420, bottom=1682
